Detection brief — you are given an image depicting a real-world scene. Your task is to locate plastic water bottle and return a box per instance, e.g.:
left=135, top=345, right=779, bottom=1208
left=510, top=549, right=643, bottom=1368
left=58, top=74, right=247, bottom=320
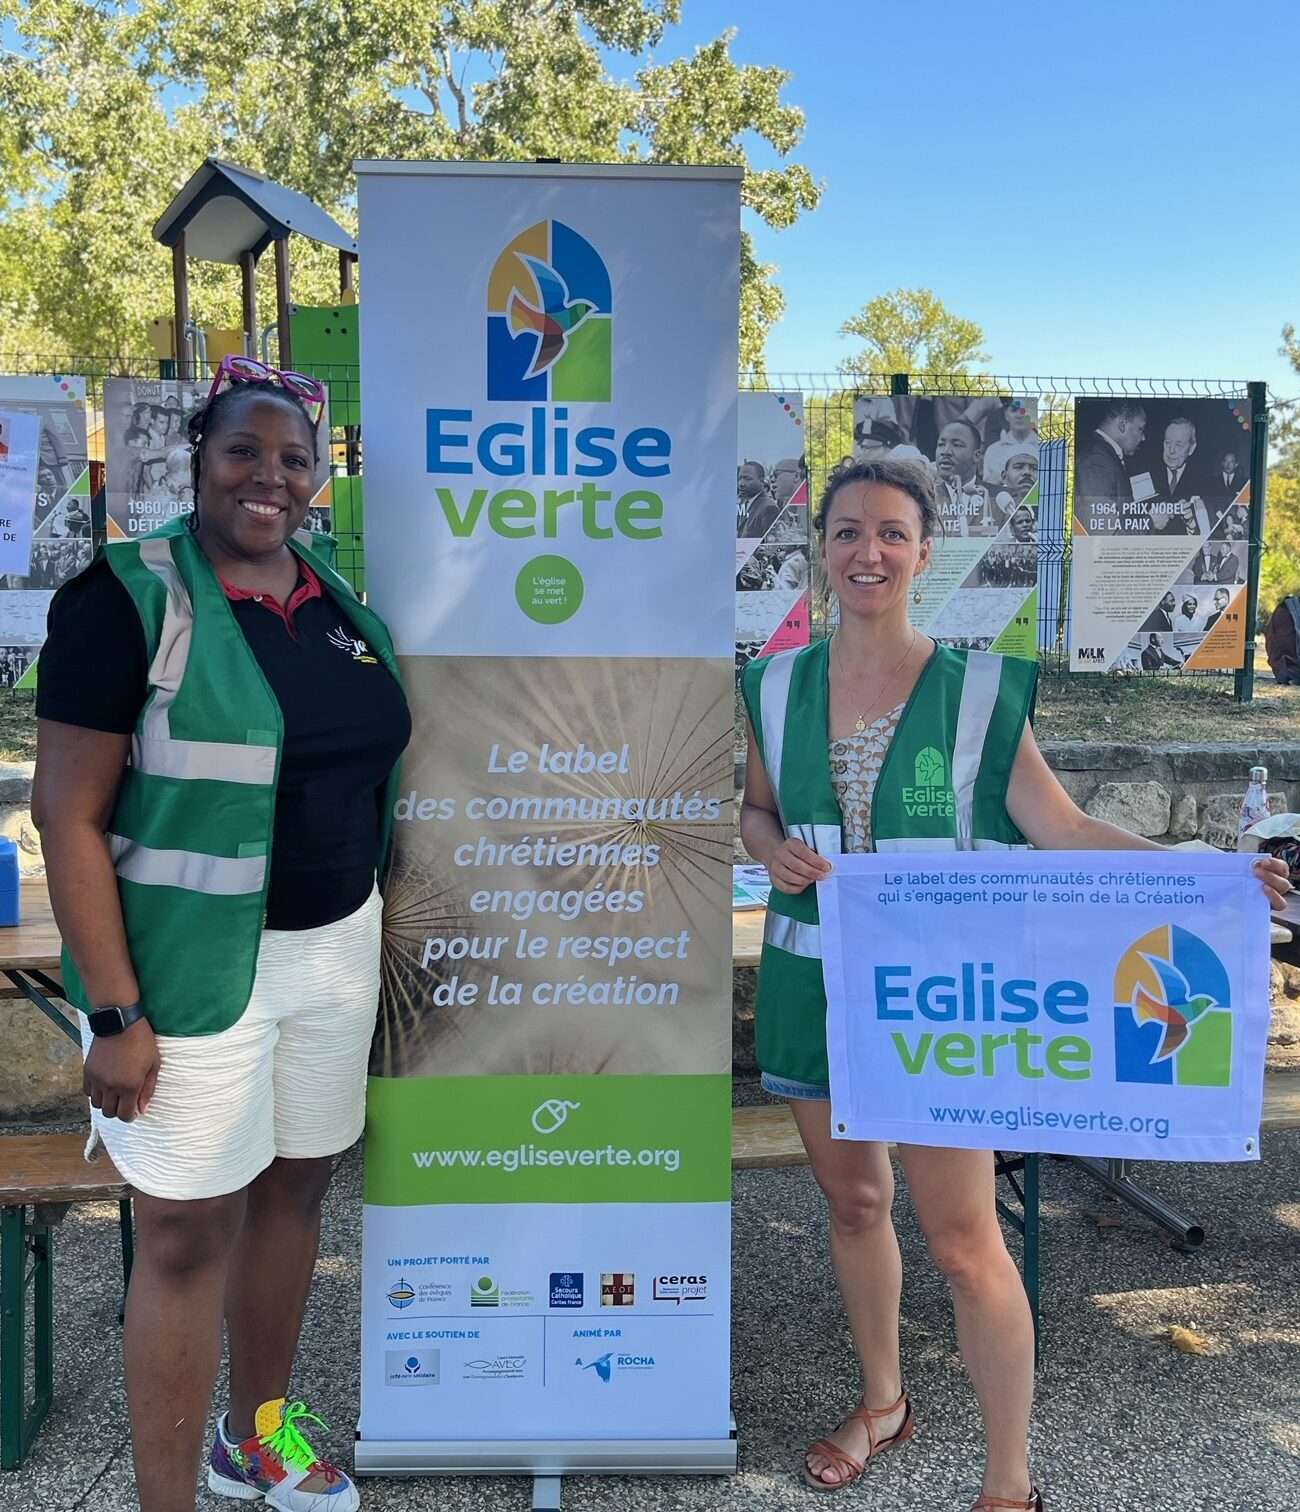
left=1238, top=765, right=1270, bottom=837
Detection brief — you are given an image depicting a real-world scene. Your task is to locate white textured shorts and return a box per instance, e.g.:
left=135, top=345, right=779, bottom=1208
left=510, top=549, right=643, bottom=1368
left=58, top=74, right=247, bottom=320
left=80, top=888, right=381, bottom=1201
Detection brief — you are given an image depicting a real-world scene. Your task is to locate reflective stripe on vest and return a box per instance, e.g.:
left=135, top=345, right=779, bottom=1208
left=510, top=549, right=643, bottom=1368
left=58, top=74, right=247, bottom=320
left=950, top=650, right=1002, bottom=846
left=758, top=648, right=798, bottom=829
left=764, top=910, right=821, bottom=959
left=132, top=538, right=276, bottom=787
left=787, top=821, right=842, bottom=856
left=756, top=646, right=1021, bottom=964
left=108, top=835, right=267, bottom=895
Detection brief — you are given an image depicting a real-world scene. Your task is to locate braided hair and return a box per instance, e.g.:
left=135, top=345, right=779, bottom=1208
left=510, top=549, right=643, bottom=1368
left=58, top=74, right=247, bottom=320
left=185, top=384, right=319, bottom=533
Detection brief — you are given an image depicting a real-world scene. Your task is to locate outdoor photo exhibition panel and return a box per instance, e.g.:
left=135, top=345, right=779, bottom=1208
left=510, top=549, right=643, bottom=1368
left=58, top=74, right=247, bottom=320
left=0, top=408, right=40, bottom=578
left=103, top=376, right=334, bottom=541
left=736, top=391, right=809, bottom=674
left=0, top=375, right=89, bottom=688
left=1070, top=396, right=1252, bottom=672
left=852, top=394, right=1041, bottom=658
left=354, top=161, right=739, bottom=1476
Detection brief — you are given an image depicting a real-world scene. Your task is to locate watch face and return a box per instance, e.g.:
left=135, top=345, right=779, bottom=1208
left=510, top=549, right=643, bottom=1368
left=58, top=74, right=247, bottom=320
left=89, top=1003, right=143, bottom=1035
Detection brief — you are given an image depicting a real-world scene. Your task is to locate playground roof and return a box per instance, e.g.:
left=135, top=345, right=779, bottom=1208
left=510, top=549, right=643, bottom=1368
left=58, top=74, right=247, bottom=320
left=152, top=158, right=358, bottom=264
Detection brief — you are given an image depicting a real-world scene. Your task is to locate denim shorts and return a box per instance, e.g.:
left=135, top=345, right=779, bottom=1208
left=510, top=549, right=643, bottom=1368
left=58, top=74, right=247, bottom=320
left=760, top=1072, right=830, bottom=1101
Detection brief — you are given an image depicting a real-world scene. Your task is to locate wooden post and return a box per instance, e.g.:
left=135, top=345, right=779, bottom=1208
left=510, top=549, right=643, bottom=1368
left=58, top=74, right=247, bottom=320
left=239, top=250, right=258, bottom=358
left=171, top=233, right=190, bottom=380
left=274, top=237, right=293, bottom=368
left=340, top=250, right=355, bottom=298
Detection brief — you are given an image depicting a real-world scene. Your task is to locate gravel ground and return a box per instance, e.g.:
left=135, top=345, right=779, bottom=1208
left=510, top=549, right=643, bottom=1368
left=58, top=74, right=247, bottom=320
left=4, top=1131, right=1299, bottom=1511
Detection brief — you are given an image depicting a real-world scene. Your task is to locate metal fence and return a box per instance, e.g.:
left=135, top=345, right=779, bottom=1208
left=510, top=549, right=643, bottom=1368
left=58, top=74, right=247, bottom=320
left=0, top=352, right=366, bottom=592
left=0, top=357, right=1269, bottom=699
left=741, top=373, right=1266, bottom=698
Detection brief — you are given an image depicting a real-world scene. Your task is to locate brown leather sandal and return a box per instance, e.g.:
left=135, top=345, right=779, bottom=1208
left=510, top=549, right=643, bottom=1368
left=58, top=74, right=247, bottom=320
left=971, top=1490, right=1044, bottom=1511
left=800, top=1390, right=914, bottom=1492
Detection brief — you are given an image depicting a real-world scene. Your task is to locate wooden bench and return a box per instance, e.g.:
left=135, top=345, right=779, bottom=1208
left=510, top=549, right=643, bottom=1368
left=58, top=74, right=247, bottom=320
left=0, top=1134, right=133, bottom=1471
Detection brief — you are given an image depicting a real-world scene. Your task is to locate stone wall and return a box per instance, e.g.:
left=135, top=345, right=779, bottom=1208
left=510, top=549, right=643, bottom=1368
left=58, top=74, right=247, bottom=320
left=1039, top=741, right=1300, bottom=846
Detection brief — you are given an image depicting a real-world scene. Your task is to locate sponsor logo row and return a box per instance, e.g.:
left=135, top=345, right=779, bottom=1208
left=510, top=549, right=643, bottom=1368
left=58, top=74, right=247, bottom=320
left=384, top=1332, right=666, bottom=1389
left=386, top=1269, right=708, bottom=1313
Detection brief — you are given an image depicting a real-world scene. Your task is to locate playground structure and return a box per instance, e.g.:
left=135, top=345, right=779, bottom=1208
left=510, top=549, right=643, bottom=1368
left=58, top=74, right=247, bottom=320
left=149, top=157, right=358, bottom=377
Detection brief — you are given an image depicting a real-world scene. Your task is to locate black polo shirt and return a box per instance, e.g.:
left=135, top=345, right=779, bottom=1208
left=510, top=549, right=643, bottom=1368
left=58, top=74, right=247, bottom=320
left=37, top=556, right=411, bottom=931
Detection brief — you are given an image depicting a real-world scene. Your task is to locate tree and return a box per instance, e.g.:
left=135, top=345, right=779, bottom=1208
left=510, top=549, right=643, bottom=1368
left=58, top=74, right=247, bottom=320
left=798, top=288, right=991, bottom=485
left=1259, top=326, right=1300, bottom=610
left=0, top=1, right=819, bottom=366
left=838, top=287, right=987, bottom=381
left=1260, top=469, right=1300, bottom=612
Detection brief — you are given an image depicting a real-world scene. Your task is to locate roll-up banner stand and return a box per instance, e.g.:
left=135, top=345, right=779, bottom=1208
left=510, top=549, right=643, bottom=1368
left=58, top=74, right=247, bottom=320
left=354, top=161, right=740, bottom=1480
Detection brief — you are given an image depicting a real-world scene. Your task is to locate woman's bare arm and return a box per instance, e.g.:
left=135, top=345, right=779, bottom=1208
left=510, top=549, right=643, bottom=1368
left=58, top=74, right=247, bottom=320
left=33, top=718, right=139, bottom=1003
left=34, top=718, right=158, bottom=1119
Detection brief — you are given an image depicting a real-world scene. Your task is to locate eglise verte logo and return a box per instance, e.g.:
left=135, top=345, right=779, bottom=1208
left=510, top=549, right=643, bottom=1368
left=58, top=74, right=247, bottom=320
left=1114, top=924, right=1232, bottom=1087
left=487, top=221, right=612, bottom=402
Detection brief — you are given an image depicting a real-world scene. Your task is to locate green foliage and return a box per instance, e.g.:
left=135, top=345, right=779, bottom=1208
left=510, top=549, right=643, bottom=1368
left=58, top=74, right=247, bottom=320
left=1276, top=323, right=1300, bottom=451
left=0, top=1, right=819, bottom=366
left=838, top=287, right=987, bottom=381
left=802, top=392, right=854, bottom=494
left=1261, top=468, right=1300, bottom=610
left=1264, top=327, right=1300, bottom=609
left=798, top=288, right=993, bottom=497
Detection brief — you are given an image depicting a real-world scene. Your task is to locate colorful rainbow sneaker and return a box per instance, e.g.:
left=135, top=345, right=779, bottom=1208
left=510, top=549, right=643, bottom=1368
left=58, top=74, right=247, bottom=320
left=207, top=1398, right=360, bottom=1510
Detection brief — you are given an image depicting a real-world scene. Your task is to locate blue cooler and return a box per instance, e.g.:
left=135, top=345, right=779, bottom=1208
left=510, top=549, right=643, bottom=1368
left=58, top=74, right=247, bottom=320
left=0, top=837, right=19, bottom=925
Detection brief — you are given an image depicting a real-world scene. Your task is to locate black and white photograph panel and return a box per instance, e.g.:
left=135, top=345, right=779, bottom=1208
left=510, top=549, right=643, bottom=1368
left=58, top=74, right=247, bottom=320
left=851, top=394, right=1038, bottom=540
left=1073, top=397, right=1253, bottom=535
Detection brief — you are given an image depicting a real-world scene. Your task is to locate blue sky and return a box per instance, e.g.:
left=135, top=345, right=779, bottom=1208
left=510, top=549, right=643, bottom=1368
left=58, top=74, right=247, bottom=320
left=7, top=2, right=1298, bottom=397
left=655, top=0, right=1300, bottom=396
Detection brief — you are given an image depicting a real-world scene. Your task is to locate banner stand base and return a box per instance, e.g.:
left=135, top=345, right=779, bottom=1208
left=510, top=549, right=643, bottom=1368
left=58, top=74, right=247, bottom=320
left=533, top=1475, right=562, bottom=1510
left=354, top=1426, right=738, bottom=1478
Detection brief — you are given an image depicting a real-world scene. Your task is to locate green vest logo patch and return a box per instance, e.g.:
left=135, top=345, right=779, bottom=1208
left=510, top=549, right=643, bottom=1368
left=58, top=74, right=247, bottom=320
left=904, top=745, right=955, bottom=819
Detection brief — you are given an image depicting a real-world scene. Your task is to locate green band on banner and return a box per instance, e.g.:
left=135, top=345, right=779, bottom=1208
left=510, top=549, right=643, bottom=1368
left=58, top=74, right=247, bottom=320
left=991, top=586, right=1038, bottom=659
left=364, top=1074, right=732, bottom=1206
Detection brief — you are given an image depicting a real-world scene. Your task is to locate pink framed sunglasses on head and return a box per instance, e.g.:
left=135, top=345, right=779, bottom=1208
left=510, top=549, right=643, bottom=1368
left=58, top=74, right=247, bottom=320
left=206, top=355, right=327, bottom=427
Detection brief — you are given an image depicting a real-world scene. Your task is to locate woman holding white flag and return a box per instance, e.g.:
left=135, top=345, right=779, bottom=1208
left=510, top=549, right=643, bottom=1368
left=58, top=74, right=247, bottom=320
left=739, top=457, right=1289, bottom=1509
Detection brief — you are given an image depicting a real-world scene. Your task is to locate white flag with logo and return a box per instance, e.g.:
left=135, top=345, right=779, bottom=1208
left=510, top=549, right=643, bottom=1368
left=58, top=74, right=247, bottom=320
left=818, top=852, right=1269, bottom=1161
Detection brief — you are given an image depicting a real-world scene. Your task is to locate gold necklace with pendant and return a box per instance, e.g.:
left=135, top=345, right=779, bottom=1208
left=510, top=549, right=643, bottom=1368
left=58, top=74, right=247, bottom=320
left=836, top=629, right=917, bottom=735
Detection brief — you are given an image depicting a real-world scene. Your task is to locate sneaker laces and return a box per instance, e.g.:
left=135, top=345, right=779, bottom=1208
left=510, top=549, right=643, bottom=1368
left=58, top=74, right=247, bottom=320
left=259, top=1401, right=333, bottom=1475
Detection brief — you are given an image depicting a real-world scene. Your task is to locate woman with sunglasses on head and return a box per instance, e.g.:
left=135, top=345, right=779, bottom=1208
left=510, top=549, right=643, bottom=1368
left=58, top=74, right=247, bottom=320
left=33, top=359, right=411, bottom=1512
left=740, top=458, right=1290, bottom=1510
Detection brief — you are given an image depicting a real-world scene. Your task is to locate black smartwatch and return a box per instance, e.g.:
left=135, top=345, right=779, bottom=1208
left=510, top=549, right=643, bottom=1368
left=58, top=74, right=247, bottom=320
left=87, top=1003, right=147, bottom=1037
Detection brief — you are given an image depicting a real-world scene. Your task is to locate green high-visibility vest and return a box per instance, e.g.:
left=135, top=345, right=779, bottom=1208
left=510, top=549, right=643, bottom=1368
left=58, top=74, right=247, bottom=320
left=61, top=517, right=404, bottom=1036
left=740, top=639, right=1036, bottom=1086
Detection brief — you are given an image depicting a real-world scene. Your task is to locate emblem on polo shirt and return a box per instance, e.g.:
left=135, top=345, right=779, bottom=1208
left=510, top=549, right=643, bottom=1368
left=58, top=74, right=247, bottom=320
left=328, top=625, right=378, bottom=664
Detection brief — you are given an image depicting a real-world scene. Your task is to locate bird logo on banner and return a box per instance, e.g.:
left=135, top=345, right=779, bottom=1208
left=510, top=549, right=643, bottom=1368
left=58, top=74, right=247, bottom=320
left=508, top=254, right=596, bottom=380
left=1133, top=952, right=1217, bottom=1060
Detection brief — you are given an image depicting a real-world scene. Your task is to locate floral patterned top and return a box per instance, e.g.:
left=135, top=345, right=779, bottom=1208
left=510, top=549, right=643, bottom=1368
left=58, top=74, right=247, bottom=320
left=828, top=702, right=906, bottom=854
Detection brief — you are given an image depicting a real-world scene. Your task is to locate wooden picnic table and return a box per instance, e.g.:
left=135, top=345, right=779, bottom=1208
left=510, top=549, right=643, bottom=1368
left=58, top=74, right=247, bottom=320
left=2, top=878, right=63, bottom=972
left=0, top=877, right=73, bottom=1047
left=732, top=906, right=764, bottom=969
